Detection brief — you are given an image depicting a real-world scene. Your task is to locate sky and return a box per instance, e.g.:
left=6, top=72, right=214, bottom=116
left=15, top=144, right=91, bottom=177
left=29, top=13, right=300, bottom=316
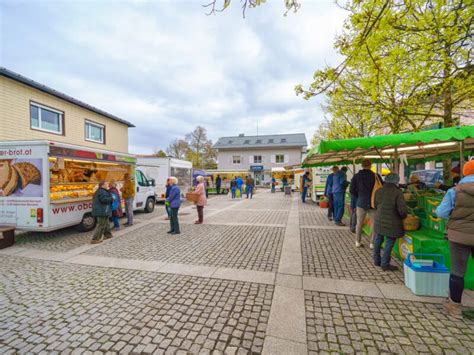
left=0, top=0, right=347, bottom=154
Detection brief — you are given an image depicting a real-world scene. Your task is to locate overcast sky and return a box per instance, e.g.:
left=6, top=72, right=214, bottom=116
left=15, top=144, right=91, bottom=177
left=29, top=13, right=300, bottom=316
left=1, top=0, right=346, bottom=154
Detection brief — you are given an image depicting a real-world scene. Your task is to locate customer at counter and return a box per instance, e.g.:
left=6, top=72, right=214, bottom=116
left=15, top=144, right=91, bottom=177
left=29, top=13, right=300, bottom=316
left=91, top=181, right=113, bottom=244
left=121, top=173, right=135, bottom=227
left=436, top=160, right=474, bottom=318
left=436, top=165, right=461, bottom=192
left=324, top=166, right=338, bottom=222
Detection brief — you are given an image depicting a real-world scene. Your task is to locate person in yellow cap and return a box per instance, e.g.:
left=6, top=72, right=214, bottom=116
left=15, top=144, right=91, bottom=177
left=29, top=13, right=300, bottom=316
left=436, top=159, right=474, bottom=318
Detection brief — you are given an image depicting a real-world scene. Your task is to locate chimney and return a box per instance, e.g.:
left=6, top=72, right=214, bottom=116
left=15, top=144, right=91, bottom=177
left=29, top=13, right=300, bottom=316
left=238, top=133, right=245, bottom=137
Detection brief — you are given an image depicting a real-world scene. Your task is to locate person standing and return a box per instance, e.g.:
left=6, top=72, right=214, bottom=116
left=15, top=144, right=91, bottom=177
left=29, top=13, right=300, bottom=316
left=194, top=175, right=207, bottom=224
left=91, top=181, right=113, bottom=244
left=216, top=175, right=222, bottom=195
left=164, top=178, right=172, bottom=220
left=271, top=177, right=276, bottom=193
left=301, top=171, right=312, bottom=203
left=324, top=167, right=338, bottom=221
left=230, top=177, right=237, bottom=199
left=350, top=159, right=381, bottom=248
left=108, top=180, right=123, bottom=231
left=121, top=173, right=135, bottom=227
left=436, top=160, right=474, bottom=318
left=166, top=176, right=181, bottom=235
left=373, top=173, right=408, bottom=271
left=246, top=175, right=255, bottom=199
left=236, top=176, right=243, bottom=198
left=332, top=166, right=347, bottom=226
left=349, top=194, right=357, bottom=233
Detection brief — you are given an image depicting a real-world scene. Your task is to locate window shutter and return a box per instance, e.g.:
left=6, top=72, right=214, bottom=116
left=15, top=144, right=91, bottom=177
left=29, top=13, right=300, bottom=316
left=249, top=155, right=253, bottom=164
left=271, top=155, right=275, bottom=164
left=284, top=154, right=289, bottom=163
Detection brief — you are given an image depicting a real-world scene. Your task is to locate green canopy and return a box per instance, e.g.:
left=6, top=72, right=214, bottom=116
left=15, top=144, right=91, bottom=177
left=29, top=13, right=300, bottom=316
left=304, top=125, right=474, bottom=167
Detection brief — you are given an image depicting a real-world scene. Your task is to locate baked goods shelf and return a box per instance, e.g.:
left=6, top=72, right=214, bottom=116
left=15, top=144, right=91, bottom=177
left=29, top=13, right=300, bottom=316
left=50, top=182, right=98, bottom=186
left=50, top=197, right=93, bottom=204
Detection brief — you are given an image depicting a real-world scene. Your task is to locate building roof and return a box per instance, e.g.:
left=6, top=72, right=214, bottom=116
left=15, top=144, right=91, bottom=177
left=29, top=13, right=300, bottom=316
left=0, top=66, right=135, bottom=128
left=214, top=133, right=307, bottom=149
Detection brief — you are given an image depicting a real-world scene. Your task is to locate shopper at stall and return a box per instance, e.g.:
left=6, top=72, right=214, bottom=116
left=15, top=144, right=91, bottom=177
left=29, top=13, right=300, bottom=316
left=121, top=173, right=135, bottom=227
left=164, top=178, right=172, bottom=220
left=301, top=171, right=312, bottom=203
left=373, top=173, right=408, bottom=271
left=245, top=175, right=255, bottom=199
left=91, top=181, right=113, bottom=244
left=349, top=194, right=357, bottom=233
left=216, top=175, right=222, bottom=194
left=332, top=166, right=347, bottom=226
left=271, top=177, right=276, bottom=193
left=166, top=176, right=181, bottom=234
left=194, top=175, right=207, bottom=224
left=436, top=165, right=461, bottom=191
left=108, top=180, right=123, bottom=231
left=350, top=159, right=381, bottom=248
left=236, top=176, right=243, bottom=198
left=324, top=167, right=338, bottom=221
left=230, top=177, right=237, bottom=199
left=436, top=160, right=474, bottom=317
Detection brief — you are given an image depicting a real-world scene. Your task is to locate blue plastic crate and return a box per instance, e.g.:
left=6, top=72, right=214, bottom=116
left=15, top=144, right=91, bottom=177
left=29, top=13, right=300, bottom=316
left=404, top=253, right=449, bottom=297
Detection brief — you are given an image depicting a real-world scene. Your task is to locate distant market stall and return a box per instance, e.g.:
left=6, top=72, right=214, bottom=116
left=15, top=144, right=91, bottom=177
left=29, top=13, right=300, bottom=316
left=302, top=125, right=474, bottom=289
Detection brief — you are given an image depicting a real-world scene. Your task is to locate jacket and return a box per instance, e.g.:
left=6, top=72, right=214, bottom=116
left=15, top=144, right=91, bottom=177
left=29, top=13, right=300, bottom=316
left=121, top=179, right=136, bottom=199
left=236, top=177, right=243, bottom=188
left=332, top=170, right=346, bottom=194
left=166, top=185, right=181, bottom=209
left=302, top=174, right=312, bottom=187
left=216, top=177, right=222, bottom=187
left=165, top=184, right=172, bottom=198
left=373, top=183, right=408, bottom=238
left=109, top=186, right=123, bottom=217
left=436, top=175, right=474, bottom=246
left=350, top=169, right=379, bottom=209
left=92, top=187, right=113, bottom=217
left=324, top=174, right=334, bottom=196
left=246, top=177, right=255, bottom=187
left=231, top=180, right=237, bottom=189
left=194, top=182, right=207, bottom=206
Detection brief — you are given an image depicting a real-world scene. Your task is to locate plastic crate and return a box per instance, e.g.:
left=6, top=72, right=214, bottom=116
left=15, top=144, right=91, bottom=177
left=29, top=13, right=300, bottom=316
left=427, top=215, right=447, bottom=234
left=425, top=197, right=443, bottom=214
left=404, top=253, right=449, bottom=297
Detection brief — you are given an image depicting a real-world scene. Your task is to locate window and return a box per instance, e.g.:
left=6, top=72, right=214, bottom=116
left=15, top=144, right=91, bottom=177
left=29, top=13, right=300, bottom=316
left=136, top=170, right=149, bottom=187
left=280, top=138, right=287, bottom=143
left=244, top=140, right=250, bottom=144
left=268, top=139, right=274, bottom=143
left=256, top=139, right=262, bottom=144
left=227, top=140, right=233, bottom=144
left=276, top=154, right=285, bottom=163
left=30, top=102, right=63, bottom=134
left=85, top=120, right=105, bottom=143
left=232, top=156, right=241, bottom=164
left=253, top=155, right=262, bottom=164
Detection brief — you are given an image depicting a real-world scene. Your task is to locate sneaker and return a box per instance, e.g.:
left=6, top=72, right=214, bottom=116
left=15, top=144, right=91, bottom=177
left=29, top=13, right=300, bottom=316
left=90, top=240, right=102, bottom=244
left=167, top=230, right=174, bottom=234
left=374, top=262, right=381, bottom=267
left=350, top=229, right=356, bottom=233
left=104, top=235, right=113, bottom=240
left=171, top=232, right=180, bottom=235
left=335, top=222, right=345, bottom=226
left=443, top=298, right=463, bottom=318
left=369, top=243, right=374, bottom=250
left=381, top=265, right=399, bottom=271
left=355, top=242, right=363, bottom=248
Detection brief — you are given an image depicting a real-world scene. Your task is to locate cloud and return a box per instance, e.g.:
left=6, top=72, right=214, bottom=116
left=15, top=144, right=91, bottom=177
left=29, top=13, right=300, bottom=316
left=0, top=0, right=346, bottom=154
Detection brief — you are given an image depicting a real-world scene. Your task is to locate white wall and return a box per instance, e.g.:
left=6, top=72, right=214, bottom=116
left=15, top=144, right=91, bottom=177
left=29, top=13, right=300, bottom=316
left=217, top=148, right=303, bottom=170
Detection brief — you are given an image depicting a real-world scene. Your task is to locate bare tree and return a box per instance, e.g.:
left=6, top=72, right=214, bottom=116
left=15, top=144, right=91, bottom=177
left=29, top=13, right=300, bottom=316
left=166, top=139, right=190, bottom=159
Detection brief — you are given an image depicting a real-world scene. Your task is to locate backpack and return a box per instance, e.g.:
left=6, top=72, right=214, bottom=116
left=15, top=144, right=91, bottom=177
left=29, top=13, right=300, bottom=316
left=370, top=174, right=383, bottom=209
left=111, top=192, right=119, bottom=211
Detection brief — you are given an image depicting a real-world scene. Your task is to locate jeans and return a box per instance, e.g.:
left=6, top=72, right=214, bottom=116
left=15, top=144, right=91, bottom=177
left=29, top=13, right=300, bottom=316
left=373, top=234, right=396, bottom=267
left=349, top=208, right=357, bottom=232
left=327, top=193, right=334, bottom=219
left=355, top=207, right=375, bottom=244
left=165, top=204, right=171, bottom=218
left=246, top=186, right=253, bottom=198
left=332, top=192, right=345, bottom=223
left=231, top=188, right=236, bottom=199
left=238, top=187, right=243, bottom=198
left=197, top=206, right=204, bottom=223
left=302, top=186, right=308, bottom=203
left=125, top=198, right=134, bottom=225
left=271, top=184, right=275, bottom=193
left=112, top=215, right=120, bottom=229
left=92, top=216, right=112, bottom=241
left=170, top=207, right=180, bottom=233
left=216, top=186, right=221, bottom=194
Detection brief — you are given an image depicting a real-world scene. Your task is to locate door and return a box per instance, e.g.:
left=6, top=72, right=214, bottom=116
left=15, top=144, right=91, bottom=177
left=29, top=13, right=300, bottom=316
left=254, top=172, right=264, bottom=186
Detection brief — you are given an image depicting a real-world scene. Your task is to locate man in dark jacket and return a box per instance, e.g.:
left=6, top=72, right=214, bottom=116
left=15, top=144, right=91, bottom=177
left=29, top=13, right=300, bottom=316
left=373, top=173, right=408, bottom=271
left=216, top=175, right=222, bottom=194
left=332, top=166, right=347, bottom=226
left=350, top=159, right=381, bottom=248
left=166, top=176, right=181, bottom=235
left=91, top=181, right=113, bottom=244
left=324, top=166, right=338, bottom=221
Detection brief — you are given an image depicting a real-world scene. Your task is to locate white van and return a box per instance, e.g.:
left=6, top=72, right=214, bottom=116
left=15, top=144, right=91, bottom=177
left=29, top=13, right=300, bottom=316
left=136, top=156, right=192, bottom=201
left=0, top=140, right=156, bottom=232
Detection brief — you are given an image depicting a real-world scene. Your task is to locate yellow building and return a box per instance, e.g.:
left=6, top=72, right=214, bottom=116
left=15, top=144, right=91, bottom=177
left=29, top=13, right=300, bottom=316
left=0, top=67, right=134, bottom=153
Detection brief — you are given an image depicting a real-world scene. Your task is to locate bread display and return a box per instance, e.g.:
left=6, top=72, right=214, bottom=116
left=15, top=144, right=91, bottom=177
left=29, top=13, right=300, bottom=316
left=13, top=162, right=41, bottom=189
left=0, top=160, right=19, bottom=196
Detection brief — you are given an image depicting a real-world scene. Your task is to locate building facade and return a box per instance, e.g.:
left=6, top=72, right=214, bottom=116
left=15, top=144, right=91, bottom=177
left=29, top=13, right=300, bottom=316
left=213, top=133, right=307, bottom=185
left=0, top=67, right=134, bottom=153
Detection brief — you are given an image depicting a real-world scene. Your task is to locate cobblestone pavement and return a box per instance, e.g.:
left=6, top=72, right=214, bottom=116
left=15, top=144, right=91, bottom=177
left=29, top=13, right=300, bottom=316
left=15, top=227, right=95, bottom=252
left=305, top=291, right=474, bottom=354
left=299, top=210, right=335, bottom=227
left=206, top=210, right=289, bottom=225
left=301, top=228, right=405, bottom=284
left=0, top=255, right=272, bottom=354
left=86, top=223, right=285, bottom=272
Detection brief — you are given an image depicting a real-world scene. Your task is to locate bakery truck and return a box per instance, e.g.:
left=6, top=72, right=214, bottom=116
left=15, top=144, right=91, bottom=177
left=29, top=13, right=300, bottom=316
left=0, top=140, right=156, bottom=232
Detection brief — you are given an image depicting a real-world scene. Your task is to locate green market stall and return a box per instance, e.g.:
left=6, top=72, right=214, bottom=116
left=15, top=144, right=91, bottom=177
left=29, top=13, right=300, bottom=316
left=303, top=126, right=474, bottom=289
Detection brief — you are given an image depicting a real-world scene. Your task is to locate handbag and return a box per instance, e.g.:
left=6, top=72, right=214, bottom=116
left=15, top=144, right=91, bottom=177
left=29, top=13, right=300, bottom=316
left=370, top=174, right=383, bottom=209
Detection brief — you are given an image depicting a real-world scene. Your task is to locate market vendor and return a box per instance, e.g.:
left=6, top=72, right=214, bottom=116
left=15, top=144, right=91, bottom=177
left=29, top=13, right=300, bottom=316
left=436, top=160, right=474, bottom=318
left=400, top=174, right=427, bottom=192
left=435, top=165, right=461, bottom=192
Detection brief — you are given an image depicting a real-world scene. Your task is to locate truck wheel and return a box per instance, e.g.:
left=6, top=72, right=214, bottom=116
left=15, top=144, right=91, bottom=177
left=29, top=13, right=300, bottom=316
left=144, top=197, right=155, bottom=213
left=76, top=213, right=96, bottom=232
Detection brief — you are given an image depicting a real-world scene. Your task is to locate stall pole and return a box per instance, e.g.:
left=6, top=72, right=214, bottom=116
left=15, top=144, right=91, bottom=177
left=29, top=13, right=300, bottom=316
left=459, top=140, right=465, bottom=178
left=393, top=148, right=399, bottom=174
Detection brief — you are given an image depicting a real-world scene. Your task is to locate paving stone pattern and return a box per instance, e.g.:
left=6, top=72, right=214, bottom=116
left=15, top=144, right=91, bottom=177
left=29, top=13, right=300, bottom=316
left=305, top=291, right=474, bottom=354
left=86, top=223, right=285, bottom=272
left=0, top=256, right=272, bottom=355
left=299, top=210, right=335, bottom=227
left=206, top=210, right=289, bottom=225
left=302, top=228, right=405, bottom=284
left=15, top=228, right=95, bottom=252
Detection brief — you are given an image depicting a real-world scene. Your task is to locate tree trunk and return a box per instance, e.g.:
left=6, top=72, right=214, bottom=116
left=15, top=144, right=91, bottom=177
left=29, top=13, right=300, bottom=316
left=442, top=79, right=454, bottom=181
